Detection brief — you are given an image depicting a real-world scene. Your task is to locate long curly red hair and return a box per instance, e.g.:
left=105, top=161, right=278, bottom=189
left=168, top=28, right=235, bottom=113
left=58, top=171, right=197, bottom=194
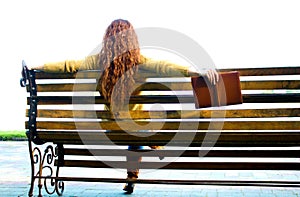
left=98, top=19, right=141, bottom=110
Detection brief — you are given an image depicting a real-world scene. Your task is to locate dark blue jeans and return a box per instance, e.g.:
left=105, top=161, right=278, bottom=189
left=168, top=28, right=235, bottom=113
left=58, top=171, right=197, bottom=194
left=106, top=131, right=142, bottom=178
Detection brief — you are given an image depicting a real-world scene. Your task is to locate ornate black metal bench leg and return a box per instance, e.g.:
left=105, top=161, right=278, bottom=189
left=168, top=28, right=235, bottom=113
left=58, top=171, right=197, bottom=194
left=27, top=140, right=35, bottom=197
left=27, top=141, right=64, bottom=196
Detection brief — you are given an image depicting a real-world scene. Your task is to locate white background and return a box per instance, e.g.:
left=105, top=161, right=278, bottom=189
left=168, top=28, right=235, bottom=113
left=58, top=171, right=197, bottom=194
left=0, top=0, right=300, bottom=130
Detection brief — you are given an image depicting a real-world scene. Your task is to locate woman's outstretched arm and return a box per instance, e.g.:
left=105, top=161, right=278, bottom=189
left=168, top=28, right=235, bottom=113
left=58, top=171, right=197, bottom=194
left=140, top=55, right=219, bottom=85
left=29, top=54, right=99, bottom=73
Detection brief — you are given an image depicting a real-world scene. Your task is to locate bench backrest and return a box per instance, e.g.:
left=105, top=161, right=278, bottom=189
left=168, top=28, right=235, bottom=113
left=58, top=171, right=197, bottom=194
left=23, top=66, right=300, bottom=147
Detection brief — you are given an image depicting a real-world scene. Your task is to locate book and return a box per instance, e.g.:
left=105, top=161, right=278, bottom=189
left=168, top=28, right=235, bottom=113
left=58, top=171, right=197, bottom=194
left=191, top=71, right=243, bottom=108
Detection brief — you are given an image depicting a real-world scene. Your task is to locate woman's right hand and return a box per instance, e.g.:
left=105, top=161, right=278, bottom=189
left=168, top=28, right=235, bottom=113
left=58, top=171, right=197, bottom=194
left=205, top=69, right=219, bottom=85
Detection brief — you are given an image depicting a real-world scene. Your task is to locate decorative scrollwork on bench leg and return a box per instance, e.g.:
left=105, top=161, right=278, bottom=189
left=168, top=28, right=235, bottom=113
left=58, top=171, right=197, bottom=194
left=28, top=141, right=64, bottom=197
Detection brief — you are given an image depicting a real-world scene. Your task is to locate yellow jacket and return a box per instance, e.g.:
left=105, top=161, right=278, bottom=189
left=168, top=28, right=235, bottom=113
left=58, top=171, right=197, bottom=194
left=41, top=54, right=200, bottom=111
left=42, top=54, right=198, bottom=77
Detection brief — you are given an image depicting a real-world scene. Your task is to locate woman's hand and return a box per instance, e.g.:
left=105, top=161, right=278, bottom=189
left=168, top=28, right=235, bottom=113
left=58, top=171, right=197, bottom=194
left=205, top=69, right=219, bottom=85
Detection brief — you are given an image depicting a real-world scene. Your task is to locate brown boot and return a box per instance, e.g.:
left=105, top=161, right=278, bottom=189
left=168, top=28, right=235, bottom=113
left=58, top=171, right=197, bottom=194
left=123, top=172, right=138, bottom=194
left=123, top=179, right=136, bottom=194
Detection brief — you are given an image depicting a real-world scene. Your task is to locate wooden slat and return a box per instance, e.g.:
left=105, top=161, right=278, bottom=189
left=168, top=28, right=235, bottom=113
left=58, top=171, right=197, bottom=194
left=36, top=131, right=300, bottom=147
left=34, top=67, right=300, bottom=80
left=32, top=119, right=300, bottom=131
left=34, top=83, right=98, bottom=92
left=34, top=82, right=192, bottom=92
left=31, top=80, right=300, bottom=92
left=139, top=67, right=300, bottom=77
left=27, top=93, right=300, bottom=105
left=60, top=160, right=300, bottom=170
left=29, top=95, right=190, bottom=105
left=27, top=96, right=108, bottom=105
left=219, top=66, right=300, bottom=76
left=242, top=93, right=300, bottom=103
left=34, top=70, right=100, bottom=79
left=240, top=80, right=300, bottom=90
left=33, top=108, right=300, bottom=119
left=64, top=148, right=300, bottom=158
left=133, top=80, right=300, bottom=90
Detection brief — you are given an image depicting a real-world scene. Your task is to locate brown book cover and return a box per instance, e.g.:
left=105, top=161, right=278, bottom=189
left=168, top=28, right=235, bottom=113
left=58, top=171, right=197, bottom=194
left=191, top=71, right=243, bottom=108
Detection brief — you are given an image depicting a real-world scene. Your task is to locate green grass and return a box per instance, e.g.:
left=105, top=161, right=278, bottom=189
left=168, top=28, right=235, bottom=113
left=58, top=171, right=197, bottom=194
left=0, top=130, right=26, bottom=141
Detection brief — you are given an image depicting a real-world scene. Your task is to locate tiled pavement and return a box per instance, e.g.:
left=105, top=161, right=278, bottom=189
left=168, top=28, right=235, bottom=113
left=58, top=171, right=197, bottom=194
left=1, top=141, right=300, bottom=197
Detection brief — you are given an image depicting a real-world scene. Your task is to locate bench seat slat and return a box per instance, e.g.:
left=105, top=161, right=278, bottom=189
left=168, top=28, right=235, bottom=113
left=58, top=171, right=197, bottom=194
left=36, top=131, right=300, bottom=147
left=64, top=148, right=300, bottom=158
left=58, top=160, right=300, bottom=170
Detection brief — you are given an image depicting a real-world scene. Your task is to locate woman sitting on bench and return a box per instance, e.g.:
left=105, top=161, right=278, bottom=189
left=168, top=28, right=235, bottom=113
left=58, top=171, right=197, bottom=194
left=29, top=18, right=219, bottom=194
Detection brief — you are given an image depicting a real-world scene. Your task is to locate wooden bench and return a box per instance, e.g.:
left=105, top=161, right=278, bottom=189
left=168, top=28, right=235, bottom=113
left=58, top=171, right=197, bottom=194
left=20, top=64, right=300, bottom=196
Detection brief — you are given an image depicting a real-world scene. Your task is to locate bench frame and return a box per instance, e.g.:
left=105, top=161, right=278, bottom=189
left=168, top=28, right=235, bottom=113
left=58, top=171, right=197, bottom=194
left=21, top=66, right=64, bottom=196
left=21, top=64, right=300, bottom=197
